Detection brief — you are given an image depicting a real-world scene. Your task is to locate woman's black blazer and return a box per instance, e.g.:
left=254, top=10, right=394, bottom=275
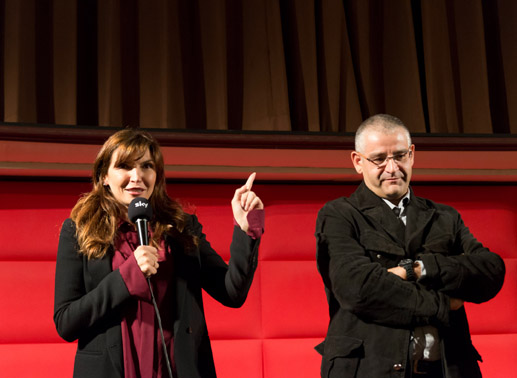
left=54, top=214, right=260, bottom=378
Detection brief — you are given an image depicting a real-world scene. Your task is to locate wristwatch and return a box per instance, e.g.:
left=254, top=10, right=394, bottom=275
left=398, top=259, right=417, bottom=281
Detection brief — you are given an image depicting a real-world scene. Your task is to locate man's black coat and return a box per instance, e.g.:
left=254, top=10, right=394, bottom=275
left=315, top=183, right=505, bottom=378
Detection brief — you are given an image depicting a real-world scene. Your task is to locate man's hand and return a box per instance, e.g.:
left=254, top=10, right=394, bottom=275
left=388, top=261, right=423, bottom=280
left=388, top=266, right=407, bottom=279
left=414, top=261, right=422, bottom=279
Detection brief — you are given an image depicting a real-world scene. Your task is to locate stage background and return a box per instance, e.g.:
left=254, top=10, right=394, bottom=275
left=1, top=0, right=517, bottom=376
left=0, top=177, right=515, bottom=377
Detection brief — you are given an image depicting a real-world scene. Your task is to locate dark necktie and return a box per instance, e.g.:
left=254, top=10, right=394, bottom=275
left=393, top=198, right=408, bottom=228
left=391, top=206, right=405, bottom=243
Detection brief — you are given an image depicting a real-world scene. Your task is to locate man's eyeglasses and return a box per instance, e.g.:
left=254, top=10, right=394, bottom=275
left=357, top=150, right=412, bottom=168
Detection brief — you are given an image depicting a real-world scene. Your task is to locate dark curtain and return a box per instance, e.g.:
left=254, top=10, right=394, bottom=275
left=1, top=0, right=516, bottom=134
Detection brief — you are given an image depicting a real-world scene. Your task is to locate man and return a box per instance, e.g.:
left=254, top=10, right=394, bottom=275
left=315, top=114, right=505, bottom=378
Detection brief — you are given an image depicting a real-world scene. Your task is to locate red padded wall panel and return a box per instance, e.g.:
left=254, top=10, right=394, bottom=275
left=203, top=266, right=263, bottom=340
left=0, top=343, right=76, bottom=378
left=0, top=181, right=90, bottom=210
left=260, top=261, right=328, bottom=339
left=211, top=340, right=263, bottom=378
left=472, top=334, right=517, bottom=378
left=0, top=181, right=515, bottom=378
left=0, top=181, right=89, bottom=261
left=0, top=261, right=62, bottom=343
left=189, top=205, right=235, bottom=261
left=263, top=338, right=322, bottom=378
left=0, top=209, right=69, bottom=260
left=260, top=203, right=323, bottom=261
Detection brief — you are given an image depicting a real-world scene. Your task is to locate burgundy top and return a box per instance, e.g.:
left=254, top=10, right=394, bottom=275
left=113, top=210, right=264, bottom=377
left=112, top=223, right=176, bottom=378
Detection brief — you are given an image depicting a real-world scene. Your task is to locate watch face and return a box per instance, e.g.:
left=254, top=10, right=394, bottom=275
left=398, top=259, right=413, bottom=267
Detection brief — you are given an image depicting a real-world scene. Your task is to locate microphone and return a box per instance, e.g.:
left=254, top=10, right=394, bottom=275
left=129, top=197, right=153, bottom=246
left=127, top=197, right=173, bottom=378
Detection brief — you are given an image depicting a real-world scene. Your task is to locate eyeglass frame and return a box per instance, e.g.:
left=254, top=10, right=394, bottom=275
left=356, top=149, right=413, bottom=168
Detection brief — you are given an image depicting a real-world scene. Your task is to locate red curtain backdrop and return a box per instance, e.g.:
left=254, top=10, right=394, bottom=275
left=1, top=0, right=517, bottom=134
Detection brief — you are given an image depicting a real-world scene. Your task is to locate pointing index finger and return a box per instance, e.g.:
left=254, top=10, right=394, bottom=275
left=244, top=172, right=256, bottom=190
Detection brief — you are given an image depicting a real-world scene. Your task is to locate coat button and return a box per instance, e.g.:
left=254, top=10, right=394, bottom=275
left=377, top=254, right=381, bottom=259
left=393, top=363, right=403, bottom=371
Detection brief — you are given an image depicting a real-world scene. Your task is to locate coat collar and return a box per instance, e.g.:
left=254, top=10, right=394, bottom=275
left=349, top=182, right=436, bottom=255
left=349, top=182, right=406, bottom=245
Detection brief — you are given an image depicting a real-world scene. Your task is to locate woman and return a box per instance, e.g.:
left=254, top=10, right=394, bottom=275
left=54, top=129, right=264, bottom=378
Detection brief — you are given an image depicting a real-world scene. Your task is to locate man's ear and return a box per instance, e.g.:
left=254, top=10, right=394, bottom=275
left=409, top=144, right=415, bottom=166
left=351, top=151, right=363, bottom=174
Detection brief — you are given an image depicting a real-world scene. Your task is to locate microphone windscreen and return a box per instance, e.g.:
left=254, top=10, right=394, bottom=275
left=128, top=197, right=153, bottom=223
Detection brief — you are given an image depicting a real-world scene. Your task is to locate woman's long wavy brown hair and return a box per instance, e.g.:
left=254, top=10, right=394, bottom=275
left=70, top=129, right=196, bottom=259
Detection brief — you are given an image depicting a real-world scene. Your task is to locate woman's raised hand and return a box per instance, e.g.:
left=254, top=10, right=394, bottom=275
left=231, top=172, right=264, bottom=232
